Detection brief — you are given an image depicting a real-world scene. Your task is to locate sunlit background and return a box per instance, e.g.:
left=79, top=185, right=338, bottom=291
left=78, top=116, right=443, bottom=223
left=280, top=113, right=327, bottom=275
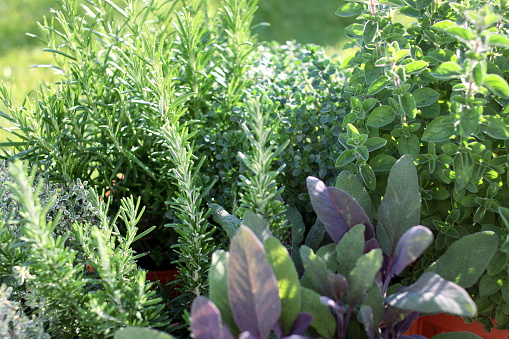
left=0, top=0, right=354, bottom=107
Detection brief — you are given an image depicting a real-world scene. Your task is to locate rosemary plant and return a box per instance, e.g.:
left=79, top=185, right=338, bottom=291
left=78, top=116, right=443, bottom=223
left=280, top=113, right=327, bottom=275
left=238, top=98, right=289, bottom=240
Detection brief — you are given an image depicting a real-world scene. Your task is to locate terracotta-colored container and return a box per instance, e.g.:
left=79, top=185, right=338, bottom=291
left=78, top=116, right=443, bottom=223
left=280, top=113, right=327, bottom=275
left=146, top=269, right=179, bottom=296
left=406, top=314, right=509, bottom=339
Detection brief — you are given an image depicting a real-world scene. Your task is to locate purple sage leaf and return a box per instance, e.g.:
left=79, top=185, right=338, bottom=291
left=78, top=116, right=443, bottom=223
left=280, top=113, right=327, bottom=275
left=307, top=176, right=374, bottom=243
left=391, top=226, right=433, bottom=277
left=191, top=296, right=233, bottom=339
left=228, top=226, right=281, bottom=338
left=288, top=312, right=313, bottom=335
left=239, top=332, right=257, bottom=339
left=328, top=272, right=349, bottom=302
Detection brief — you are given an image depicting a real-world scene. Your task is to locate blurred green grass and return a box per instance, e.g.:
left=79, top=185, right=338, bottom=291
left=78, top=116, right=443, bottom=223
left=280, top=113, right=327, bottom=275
left=0, top=0, right=352, bottom=108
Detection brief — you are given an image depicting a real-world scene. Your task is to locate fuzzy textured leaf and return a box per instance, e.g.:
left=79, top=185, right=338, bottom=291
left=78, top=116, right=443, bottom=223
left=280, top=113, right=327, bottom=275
left=191, top=297, right=234, bottom=339
left=391, top=226, right=433, bottom=277
left=377, top=155, right=421, bottom=256
left=210, top=251, right=239, bottom=335
left=334, top=171, right=372, bottom=218
left=228, top=226, right=281, bottom=338
left=488, top=34, right=509, bottom=48
left=300, top=246, right=332, bottom=298
left=426, top=232, right=499, bottom=288
left=241, top=211, right=272, bottom=243
left=347, top=249, right=383, bottom=305
left=300, top=287, right=336, bottom=338
left=336, top=224, right=366, bottom=276
left=386, top=272, right=477, bottom=316
left=264, top=237, right=301, bottom=333
left=307, top=176, right=374, bottom=243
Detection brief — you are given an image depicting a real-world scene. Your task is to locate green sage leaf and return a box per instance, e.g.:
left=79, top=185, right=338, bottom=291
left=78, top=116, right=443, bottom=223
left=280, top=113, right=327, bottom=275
left=426, top=231, right=499, bottom=288
left=377, top=155, right=420, bottom=256
left=264, top=237, right=301, bottom=333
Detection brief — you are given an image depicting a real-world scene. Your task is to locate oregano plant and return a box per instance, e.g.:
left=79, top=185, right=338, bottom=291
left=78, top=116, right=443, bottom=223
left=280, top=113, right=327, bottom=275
left=335, top=0, right=509, bottom=330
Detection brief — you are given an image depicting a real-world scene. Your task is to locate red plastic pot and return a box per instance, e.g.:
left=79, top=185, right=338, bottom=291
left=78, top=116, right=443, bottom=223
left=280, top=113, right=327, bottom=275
left=146, top=269, right=179, bottom=296
left=405, top=314, right=509, bottom=338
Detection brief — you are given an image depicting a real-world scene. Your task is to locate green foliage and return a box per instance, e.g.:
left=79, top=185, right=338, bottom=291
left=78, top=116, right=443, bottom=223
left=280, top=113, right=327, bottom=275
left=336, top=0, right=509, bottom=329
left=0, top=0, right=346, bottom=270
left=115, top=326, right=177, bottom=339
left=237, top=98, right=289, bottom=239
left=0, top=284, right=46, bottom=338
left=0, top=161, right=170, bottom=337
left=184, top=160, right=476, bottom=338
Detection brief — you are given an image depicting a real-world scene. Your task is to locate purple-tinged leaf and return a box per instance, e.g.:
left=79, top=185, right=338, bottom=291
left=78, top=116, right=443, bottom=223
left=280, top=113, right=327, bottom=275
left=220, top=328, right=234, bottom=339
left=393, top=311, right=419, bottom=336
left=328, top=273, right=349, bottom=302
left=320, top=296, right=346, bottom=314
left=384, top=305, right=413, bottom=334
left=288, top=313, right=313, bottom=335
left=364, top=238, right=381, bottom=253
left=307, top=176, right=374, bottom=244
left=377, top=155, right=421, bottom=256
left=386, top=272, right=477, bottom=316
left=228, top=226, right=281, bottom=338
left=272, top=322, right=283, bottom=339
left=239, top=332, right=256, bottom=339
left=191, top=296, right=234, bottom=339
left=391, top=226, right=433, bottom=277
left=358, top=305, right=376, bottom=339
left=401, top=335, right=427, bottom=339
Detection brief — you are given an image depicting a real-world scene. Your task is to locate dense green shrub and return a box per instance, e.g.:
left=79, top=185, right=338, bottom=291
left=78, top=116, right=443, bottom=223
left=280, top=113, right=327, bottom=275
left=335, top=0, right=509, bottom=330
left=0, top=0, right=345, bottom=329
left=0, top=161, right=170, bottom=337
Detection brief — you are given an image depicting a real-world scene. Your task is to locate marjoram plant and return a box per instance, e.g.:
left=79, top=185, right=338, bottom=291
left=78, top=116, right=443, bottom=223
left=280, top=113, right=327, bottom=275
left=187, top=156, right=479, bottom=339
left=335, top=0, right=509, bottom=329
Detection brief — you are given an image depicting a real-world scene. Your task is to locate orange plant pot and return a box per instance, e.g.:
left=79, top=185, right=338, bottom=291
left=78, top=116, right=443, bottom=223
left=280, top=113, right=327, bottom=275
left=405, top=314, right=509, bottom=339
